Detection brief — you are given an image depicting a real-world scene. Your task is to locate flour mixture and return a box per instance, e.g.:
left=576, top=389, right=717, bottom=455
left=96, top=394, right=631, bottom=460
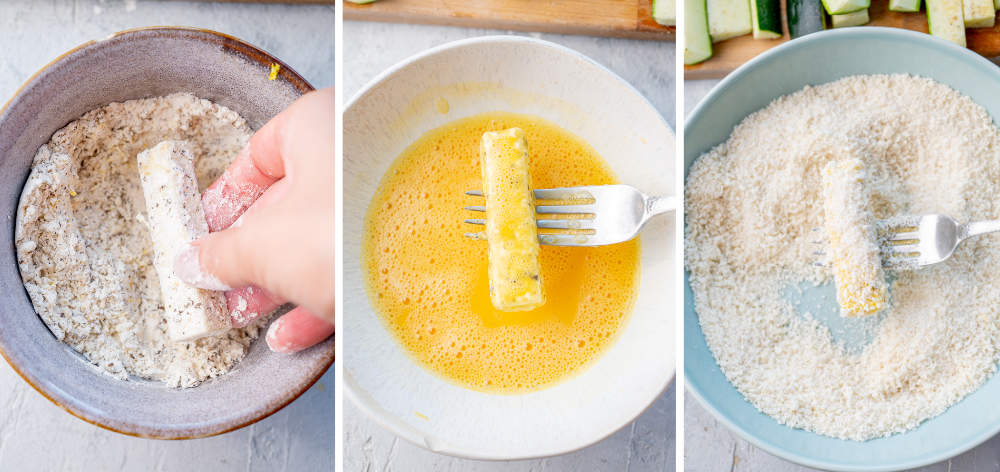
left=16, top=93, right=264, bottom=388
left=686, top=75, right=1000, bottom=440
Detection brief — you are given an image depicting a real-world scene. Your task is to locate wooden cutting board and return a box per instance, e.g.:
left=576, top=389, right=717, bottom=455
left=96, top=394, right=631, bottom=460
left=344, top=0, right=674, bottom=41
left=190, top=0, right=333, bottom=3
left=685, top=0, right=1000, bottom=79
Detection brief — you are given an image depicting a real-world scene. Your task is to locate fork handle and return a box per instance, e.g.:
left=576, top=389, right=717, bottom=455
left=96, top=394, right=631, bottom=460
left=646, top=195, right=677, bottom=217
left=965, top=219, right=1000, bottom=239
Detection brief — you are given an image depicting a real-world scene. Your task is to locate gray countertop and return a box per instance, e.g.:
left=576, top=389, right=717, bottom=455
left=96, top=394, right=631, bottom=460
left=684, top=77, right=1000, bottom=472
left=0, top=1, right=333, bottom=471
left=343, top=20, right=675, bottom=472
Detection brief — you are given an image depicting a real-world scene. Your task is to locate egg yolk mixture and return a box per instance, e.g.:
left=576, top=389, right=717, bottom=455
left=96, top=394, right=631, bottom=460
left=363, top=112, right=639, bottom=393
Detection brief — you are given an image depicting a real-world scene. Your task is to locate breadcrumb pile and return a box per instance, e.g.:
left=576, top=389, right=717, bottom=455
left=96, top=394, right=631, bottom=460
left=686, top=75, right=1000, bottom=440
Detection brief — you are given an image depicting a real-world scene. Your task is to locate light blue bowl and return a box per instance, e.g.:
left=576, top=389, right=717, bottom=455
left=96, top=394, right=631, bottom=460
left=685, top=27, right=1000, bottom=471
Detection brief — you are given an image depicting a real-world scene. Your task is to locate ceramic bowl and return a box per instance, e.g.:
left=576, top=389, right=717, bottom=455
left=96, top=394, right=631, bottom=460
left=0, top=27, right=334, bottom=439
left=344, top=36, right=675, bottom=460
left=686, top=27, right=1000, bottom=471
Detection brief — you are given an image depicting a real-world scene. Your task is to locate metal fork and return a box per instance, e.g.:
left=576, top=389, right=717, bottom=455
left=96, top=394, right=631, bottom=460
left=881, top=214, right=1000, bottom=269
left=463, top=184, right=675, bottom=246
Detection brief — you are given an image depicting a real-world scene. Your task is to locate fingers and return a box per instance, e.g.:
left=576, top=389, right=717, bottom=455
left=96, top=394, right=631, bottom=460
left=227, top=286, right=284, bottom=328
left=173, top=224, right=255, bottom=290
left=175, top=179, right=290, bottom=291
left=265, top=306, right=335, bottom=354
left=201, top=89, right=331, bottom=231
left=201, top=144, right=277, bottom=232
left=172, top=240, right=233, bottom=291
left=177, top=88, right=335, bottom=323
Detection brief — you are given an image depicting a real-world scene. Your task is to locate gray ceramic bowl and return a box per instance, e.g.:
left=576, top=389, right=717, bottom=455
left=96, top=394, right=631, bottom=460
left=0, top=27, right=334, bottom=439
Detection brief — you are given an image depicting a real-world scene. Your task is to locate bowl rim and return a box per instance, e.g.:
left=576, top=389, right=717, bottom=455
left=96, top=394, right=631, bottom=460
left=684, top=26, right=1000, bottom=471
left=344, top=34, right=675, bottom=460
left=0, top=26, right=332, bottom=440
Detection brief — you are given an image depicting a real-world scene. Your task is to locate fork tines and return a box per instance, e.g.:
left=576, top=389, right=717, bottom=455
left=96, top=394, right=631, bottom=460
left=462, top=189, right=597, bottom=239
left=878, top=217, right=920, bottom=254
left=876, top=216, right=923, bottom=269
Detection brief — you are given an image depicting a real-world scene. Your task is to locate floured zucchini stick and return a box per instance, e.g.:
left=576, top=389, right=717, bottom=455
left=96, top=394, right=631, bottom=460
left=138, top=141, right=230, bottom=341
left=821, top=159, right=887, bottom=317
left=481, top=128, right=545, bottom=312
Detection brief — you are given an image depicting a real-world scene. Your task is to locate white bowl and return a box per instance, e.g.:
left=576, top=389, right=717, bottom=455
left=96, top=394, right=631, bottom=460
left=343, top=36, right=675, bottom=460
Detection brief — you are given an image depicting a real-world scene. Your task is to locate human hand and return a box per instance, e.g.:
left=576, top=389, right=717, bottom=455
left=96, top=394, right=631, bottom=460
left=174, top=88, right=334, bottom=353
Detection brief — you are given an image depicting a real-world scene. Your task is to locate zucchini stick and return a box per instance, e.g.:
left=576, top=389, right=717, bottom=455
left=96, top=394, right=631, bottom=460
left=821, top=159, right=887, bottom=318
left=751, top=0, right=783, bottom=38
left=481, top=128, right=545, bottom=312
left=926, top=0, right=967, bottom=46
left=788, top=0, right=827, bottom=37
left=709, top=0, right=753, bottom=42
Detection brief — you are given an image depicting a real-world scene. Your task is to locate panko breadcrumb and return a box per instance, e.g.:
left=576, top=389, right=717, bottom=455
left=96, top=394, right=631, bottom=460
left=686, top=75, right=1000, bottom=440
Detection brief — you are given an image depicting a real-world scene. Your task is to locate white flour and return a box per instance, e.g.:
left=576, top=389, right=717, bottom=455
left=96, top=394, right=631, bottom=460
left=15, top=93, right=265, bottom=388
left=686, top=75, right=1000, bottom=440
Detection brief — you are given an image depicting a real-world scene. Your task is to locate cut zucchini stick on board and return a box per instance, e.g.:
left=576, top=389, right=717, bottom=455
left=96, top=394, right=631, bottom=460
left=822, top=0, right=869, bottom=14
left=888, top=0, right=921, bottom=12
left=926, top=0, right=967, bottom=46
left=995, top=0, right=1000, bottom=14
left=708, top=0, right=752, bottom=41
left=751, top=0, right=783, bottom=38
left=832, top=8, right=870, bottom=26
left=685, top=0, right=714, bottom=64
left=480, top=128, right=546, bottom=312
left=821, top=159, right=887, bottom=318
left=653, top=0, right=676, bottom=26
left=963, top=0, right=995, bottom=27
left=137, top=141, right=231, bottom=341
left=788, top=0, right=827, bottom=37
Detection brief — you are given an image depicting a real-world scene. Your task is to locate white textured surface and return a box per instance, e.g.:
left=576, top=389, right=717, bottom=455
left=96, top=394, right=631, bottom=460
left=344, top=21, right=675, bottom=471
left=684, top=77, right=1000, bottom=472
left=0, top=1, right=333, bottom=470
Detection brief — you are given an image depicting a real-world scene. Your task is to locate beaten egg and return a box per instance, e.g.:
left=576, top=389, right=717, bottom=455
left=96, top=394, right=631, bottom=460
left=363, top=112, right=639, bottom=393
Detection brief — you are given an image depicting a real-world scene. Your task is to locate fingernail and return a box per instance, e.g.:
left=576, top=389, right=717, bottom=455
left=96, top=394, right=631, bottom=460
left=173, top=243, right=232, bottom=291
left=266, top=317, right=302, bottom=354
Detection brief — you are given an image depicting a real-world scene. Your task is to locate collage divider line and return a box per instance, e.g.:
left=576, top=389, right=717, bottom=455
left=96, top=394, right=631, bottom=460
left=334, top=1, right=345, bottom=471
left=674, top=5, right=686, bottom=470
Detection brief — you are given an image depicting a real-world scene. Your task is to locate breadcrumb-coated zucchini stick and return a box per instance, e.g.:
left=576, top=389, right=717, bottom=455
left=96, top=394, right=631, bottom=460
left=822, top=158, right=887, bottom=317
left=481, top=128, right=545, bottom=312
left=138, top=140, right=231, bottom=341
